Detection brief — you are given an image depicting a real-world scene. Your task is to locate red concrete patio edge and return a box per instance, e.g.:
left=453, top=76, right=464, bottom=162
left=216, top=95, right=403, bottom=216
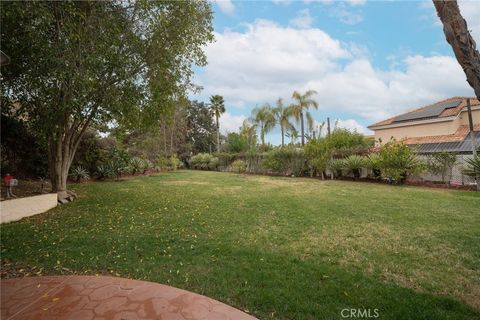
left=1, top=275, right=258, bottom=320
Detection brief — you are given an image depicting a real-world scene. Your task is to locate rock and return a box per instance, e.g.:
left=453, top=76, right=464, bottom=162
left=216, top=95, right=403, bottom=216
left=58, top=198, right=69, bottom=205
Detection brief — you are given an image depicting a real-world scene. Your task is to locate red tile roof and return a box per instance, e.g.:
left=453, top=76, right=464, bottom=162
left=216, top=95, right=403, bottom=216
left=402, top=124, right=480, bottom=145
left=369, top=97, right=480, bottom=128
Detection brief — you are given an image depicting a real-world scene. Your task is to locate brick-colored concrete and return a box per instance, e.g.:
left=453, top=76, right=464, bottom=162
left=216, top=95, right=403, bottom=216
left=1, top=194, right=57, bottom=224
left=0, top=276, right=257, bottom=320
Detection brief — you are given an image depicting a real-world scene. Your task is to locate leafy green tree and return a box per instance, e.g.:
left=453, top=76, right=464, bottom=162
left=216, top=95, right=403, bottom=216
left=251, top=104, right=275, bottom=148
left=209, top=95, right=226, bottom=152
left=377, top=140, right=424, bottom=183
left=291, top=90, right=318, bottom=146
left=273, top=98, right=295, bottom=147
left=239, top=120, right=258, bottom=150
left=1, top=1, right=214, bottom=199
left=427, top=151, right=457, bottom=184
left=225, top=133, right=249, bottom=153
left=186, top=101, right=216, bottom=154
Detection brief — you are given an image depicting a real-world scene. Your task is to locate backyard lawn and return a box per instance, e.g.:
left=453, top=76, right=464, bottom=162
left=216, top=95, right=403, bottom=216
left=1, top=170, right=479, bottom=319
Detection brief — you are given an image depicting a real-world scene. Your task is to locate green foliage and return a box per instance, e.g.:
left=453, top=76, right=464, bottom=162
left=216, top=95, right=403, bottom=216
left=1, top=0, right=214, bottom=190
left=304, top=139, right=332, bottom=176
left=328, top=158, right=345, bottom=178
left=129, top=157, right=145, bottom=175
left=231, top=159, right=247, bottom=173
left=69, top=166, right=90, bottom=183
left=343, top=155, right=367, bottom=179
left=366, top=153, right=382, bottom=178
left=225, top=133, right=249, bottom=153
left=251, top=104, right=276, bottom=147
left=463, top=156, right=480, bottom=178
left=377, top=141, right=424, bottom=183
left=427, top=152, right=458, bottom=183
left=189, top=153, right=218, bottom=170
left=169, top=155, right=181, bottom=171
left=185, top=101, right=216, bottom=154
left=328, top=128, right=373, bottom=150
left=262, top=147, right=306, bottom=176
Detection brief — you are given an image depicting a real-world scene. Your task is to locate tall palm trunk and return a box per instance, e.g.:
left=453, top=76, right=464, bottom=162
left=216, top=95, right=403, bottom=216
left=281, top=126, right=285, bottom=147
left=300, top=110, right=305, bottom=146
left=215, top=113, right=220, bottom=153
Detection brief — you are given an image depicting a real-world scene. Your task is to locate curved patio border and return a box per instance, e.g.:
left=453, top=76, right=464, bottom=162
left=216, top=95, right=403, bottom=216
left=0, top=275, right=257, bottom=320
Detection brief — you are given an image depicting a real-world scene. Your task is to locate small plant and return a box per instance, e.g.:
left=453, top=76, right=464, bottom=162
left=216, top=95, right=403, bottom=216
left=70, top=166, right=90, bottom=183
left=208, top=156, right=220, bottom=170
left=427, top=152, right=457, bottom=184
left=366, top=153, right=381, bottom=178
left=231, top=159, right=246, bottom=173
left=170, top=155, right=181, bottom=170
left=129, top=157, right=144, bottom=175
left=343, top=155, right=367, bottom=179
left=328, top=159, right=345, bottom=179
left=463, top=155, right=480, bottom=178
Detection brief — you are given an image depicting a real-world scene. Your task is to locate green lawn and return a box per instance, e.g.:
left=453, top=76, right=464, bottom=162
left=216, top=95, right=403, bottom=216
left=1, top=171, right=480, bottom=319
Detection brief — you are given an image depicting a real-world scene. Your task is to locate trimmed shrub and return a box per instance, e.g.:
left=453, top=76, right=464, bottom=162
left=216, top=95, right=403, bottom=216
left=328, top=158, right=345, bottom=178
left=262, top=147, right=306, bottom=176
left=231, top=159, right=246, bottom=173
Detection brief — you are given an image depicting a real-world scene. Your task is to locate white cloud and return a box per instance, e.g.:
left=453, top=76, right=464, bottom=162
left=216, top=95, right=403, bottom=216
left=458, top=0, right=480, bottom=43
left=219, top=112, right=246, bottom=134
left=329, top=4, right=363, bottom=25
left=334, top=119, right=367, bottom=133
left=213, top=0, right=235, bottom=15
left=346, top=0, right=366, bottom=6
left=194, top=19, right=474, bottom=132
left=421, top=0, right=480, bottom=44
left=290, top=9, right=314, bottom=29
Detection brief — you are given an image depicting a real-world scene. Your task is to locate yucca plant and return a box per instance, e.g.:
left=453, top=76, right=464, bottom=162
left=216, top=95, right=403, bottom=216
left=129, top=157, right=144, bottom=175
left=70, top=166, right=90, bottom=183
left=343, top=155, right=367, bottom=179
left=328, top=158, right=345, bottom=179
left=463, top=156, right=480, bottom=178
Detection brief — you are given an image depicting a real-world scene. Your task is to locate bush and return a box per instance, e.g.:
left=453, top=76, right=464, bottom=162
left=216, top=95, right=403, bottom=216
left=328, top=158, right=345, bottom=178
left=129, top=157, right=144, bottom=175
left=208, top=156, right=219, bottom=170
left=366, top=153, right=381, bottom=178
left=70, top=166, right=90, bottom=182
left=305, top=139, right=332, bottom=178
left=463, top=156, right=480, bottom=178
left=262, top=147, right=306, bottom=176
left=96, top=164, right=114, bottom=180
left=169, top=155, right=181, bottom=170
left=189, top=153, right=218, bottom=170
left=231, top=159, right=246, bottom=173
left=343, top=155, right=367, bottom=179
left=427, top=152, right=457, bottom=183
left=377, top=141, right=424, bottom=183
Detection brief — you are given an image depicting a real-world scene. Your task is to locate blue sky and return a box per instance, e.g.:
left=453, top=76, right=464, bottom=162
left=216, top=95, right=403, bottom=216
left=191, top=0, right=480, bottom=144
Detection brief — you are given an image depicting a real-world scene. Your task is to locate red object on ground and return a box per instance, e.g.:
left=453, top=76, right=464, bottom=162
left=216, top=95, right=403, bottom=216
left=1, top=276, right=257, bottom=320
left=4, top=174, right=13, bottom=184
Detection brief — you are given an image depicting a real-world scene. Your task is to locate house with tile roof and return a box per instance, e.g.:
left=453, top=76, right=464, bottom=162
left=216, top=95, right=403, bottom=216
left=368, top=97, right=480, bottom=154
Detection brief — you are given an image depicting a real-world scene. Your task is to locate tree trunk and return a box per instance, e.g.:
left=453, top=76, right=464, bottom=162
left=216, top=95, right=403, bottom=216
left=48, top=137, right=74, bottom=201
left=281, top=126, right=284, bottom=147
left=433, top=0, right=480, bottom=97
left=216, top=113, right=220, bottom=153
left=300, top=110, right=305, bottom=146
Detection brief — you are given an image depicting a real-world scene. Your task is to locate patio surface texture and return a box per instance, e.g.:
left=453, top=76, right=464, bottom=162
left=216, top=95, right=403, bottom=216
left=0, top=275, right=257, bottom=320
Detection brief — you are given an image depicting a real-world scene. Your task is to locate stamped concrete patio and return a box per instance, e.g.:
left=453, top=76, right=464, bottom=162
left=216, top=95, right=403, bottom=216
left=0, top=275, right=257, bottom=320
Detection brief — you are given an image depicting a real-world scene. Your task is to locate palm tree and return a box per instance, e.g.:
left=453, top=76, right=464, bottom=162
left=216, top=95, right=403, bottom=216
left=250, top=103, right=275, bottom=148
left=285, top=127, right=299, bottom=145
left=209, top=95, right=225, bottom=153
left=291, top=90, right=318, bottom=146
left=273, top=98, right=295, bottom=147
left=240, top=119, right=258, bottom=149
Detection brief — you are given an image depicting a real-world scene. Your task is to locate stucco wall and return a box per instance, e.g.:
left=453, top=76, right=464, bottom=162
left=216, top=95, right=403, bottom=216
left=373, top=109, right=480, bottom=144
left=1, top=193, right=57, bottom=224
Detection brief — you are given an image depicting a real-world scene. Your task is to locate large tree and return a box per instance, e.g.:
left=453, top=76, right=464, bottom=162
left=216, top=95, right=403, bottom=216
left=209, top=95, right=225, bottom=153
left=251, top=103, right=276, bottom=148
left=273, top=98, right=295, bottom=147
left=0, top=1, right=213, bottom=200
left=291, top=90, right=318, bottom=146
